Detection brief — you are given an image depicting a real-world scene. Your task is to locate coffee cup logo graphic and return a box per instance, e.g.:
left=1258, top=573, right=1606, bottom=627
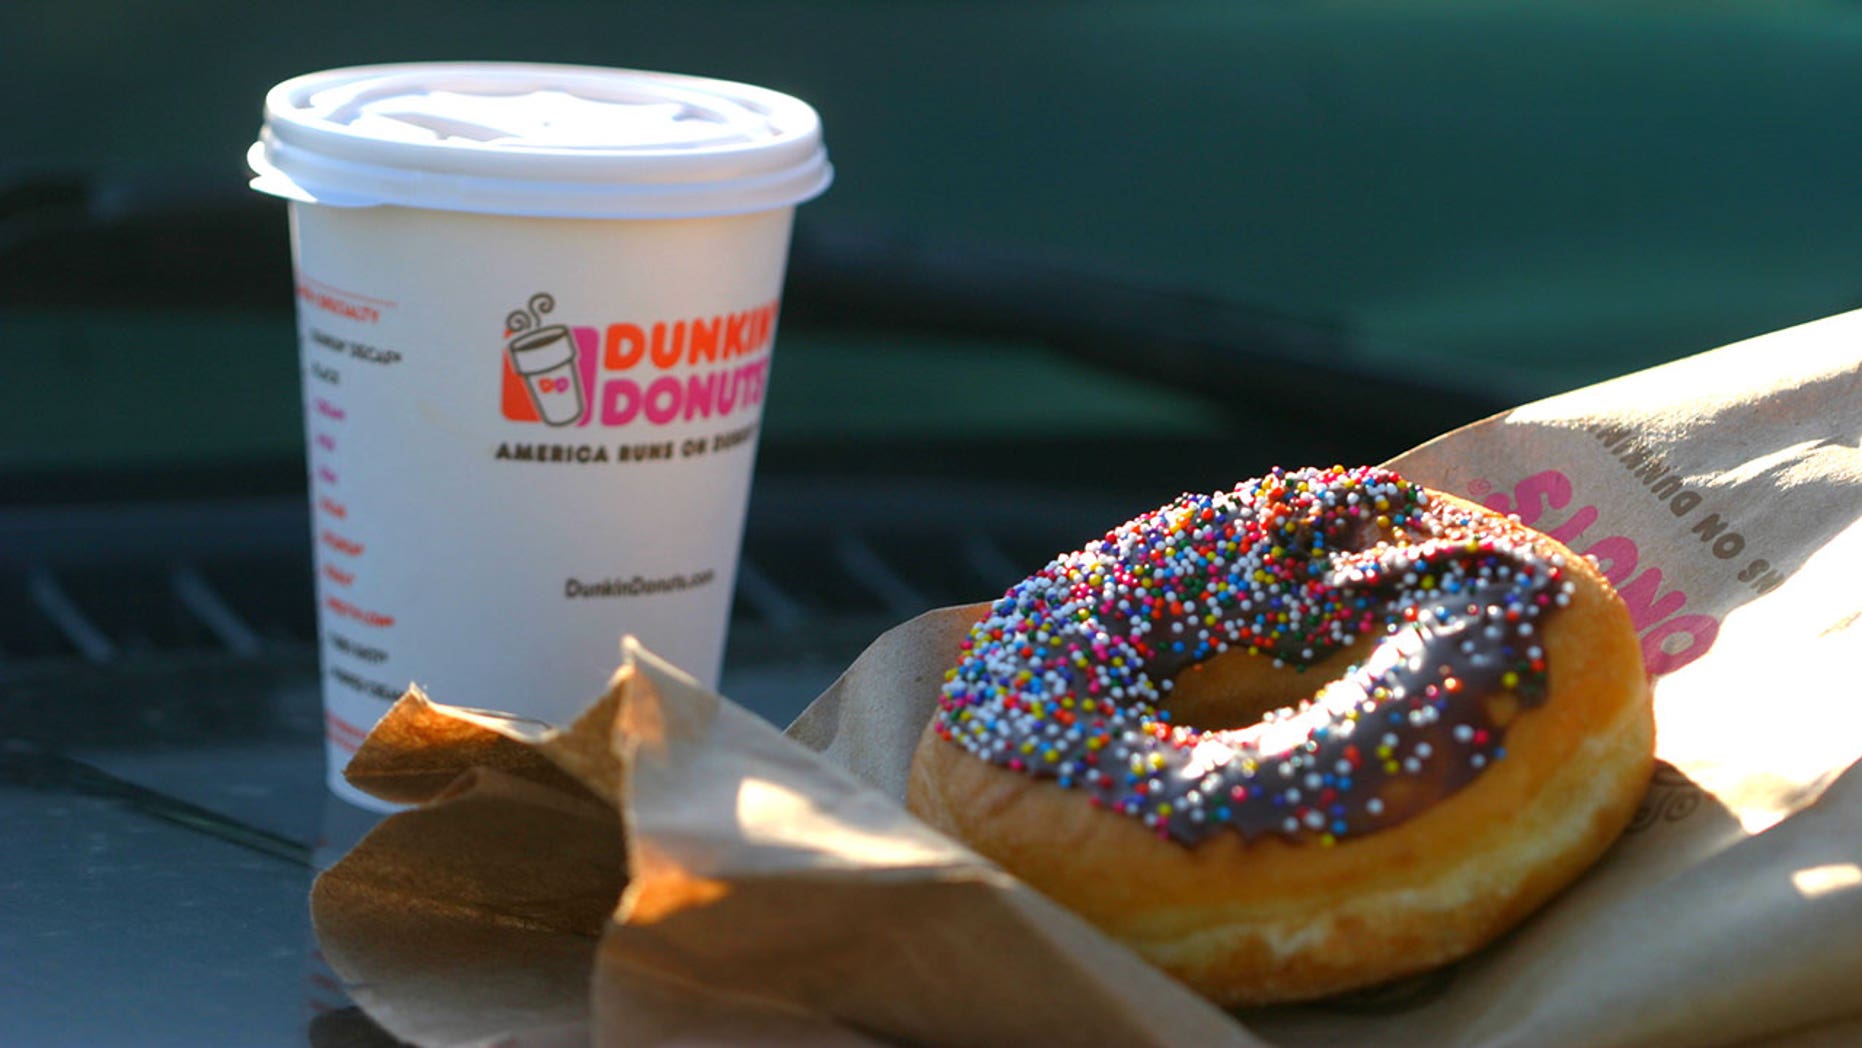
left=505, top=293, right=585, bottom=426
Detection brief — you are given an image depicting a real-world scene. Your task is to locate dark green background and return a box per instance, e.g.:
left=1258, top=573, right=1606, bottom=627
left=7, top=1, right=1860, bottom=477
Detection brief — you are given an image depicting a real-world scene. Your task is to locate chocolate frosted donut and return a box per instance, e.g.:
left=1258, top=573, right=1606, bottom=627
left=908, top=466, right=1654, bottom=1005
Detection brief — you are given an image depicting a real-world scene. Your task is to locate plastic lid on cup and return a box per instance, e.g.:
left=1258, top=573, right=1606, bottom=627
left=248, top=62, right=831, bottom=219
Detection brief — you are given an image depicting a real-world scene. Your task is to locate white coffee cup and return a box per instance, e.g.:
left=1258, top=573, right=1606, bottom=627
left=248, top=62, right=830, bottom=807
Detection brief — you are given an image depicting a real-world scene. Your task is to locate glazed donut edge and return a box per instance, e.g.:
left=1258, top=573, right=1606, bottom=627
left=905, top=485, right=1655, bottom=1006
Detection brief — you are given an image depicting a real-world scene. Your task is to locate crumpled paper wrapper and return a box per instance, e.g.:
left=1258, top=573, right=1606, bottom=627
left=314, top=311, right=1862, bottom=1046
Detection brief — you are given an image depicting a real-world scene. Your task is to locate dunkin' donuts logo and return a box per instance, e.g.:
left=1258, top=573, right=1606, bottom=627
left=500, top=292, right=776, bottom=428
left=1466, top=466, right=1732, bottom=676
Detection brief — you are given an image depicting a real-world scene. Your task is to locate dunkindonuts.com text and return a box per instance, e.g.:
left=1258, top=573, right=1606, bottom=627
left=564, top=570, right=717, bottom=599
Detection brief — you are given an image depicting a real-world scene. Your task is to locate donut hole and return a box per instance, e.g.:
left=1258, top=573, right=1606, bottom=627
left=1160, top=636, right=1378, bottom=732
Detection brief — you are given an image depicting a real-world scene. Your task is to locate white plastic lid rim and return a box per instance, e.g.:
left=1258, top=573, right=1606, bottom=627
left=248, top=62, right=832, bottom=219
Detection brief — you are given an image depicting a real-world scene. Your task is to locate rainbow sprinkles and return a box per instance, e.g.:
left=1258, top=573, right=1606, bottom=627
left=933, top=465, right=1575, bottom=846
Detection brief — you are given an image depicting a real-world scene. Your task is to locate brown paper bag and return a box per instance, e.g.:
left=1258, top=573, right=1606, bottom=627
left=317, top=645, right=1254, bottom=1046
left=314, top=311, right=1862, bottom=1046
